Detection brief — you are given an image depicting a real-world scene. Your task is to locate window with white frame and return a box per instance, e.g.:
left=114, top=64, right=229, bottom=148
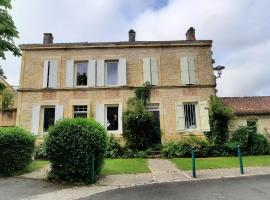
left=184, top=103, right=197, bottom=129
left=73, top=105, right=88, bottom=118
left=105, top=60, right=118, bottom=86
left=42, top=107, right=55, bottom=132
left=75, top=61, right=88, bottom=86
left=105, top=105, right=119, bottom=131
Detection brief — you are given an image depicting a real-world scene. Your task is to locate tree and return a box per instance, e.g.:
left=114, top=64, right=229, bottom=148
left=0, top=0, right=21, bottom=80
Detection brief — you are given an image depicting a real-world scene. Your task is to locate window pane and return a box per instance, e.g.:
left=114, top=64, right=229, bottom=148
left=73, top=105, right=88, bottom=118
left=106, top=62, right=118, bottom=85
left=184, top=103, right=196, bottom=129
left=76, top=62, right=88, bottom=86
left=106, top=106, right=118, bottom=130
left=43, top=107, right=55, bottom=131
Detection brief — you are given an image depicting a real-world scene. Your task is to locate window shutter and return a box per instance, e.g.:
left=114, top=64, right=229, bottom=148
left=188, top=57, right=196, bottom=84
left=55, top=105, right=64, bottom=123
left=42, top=60, right=49, bottom=88
left=96, top=104, right=105, bottom=126
left=150, top=58, right=159, bottom=85
left=49, top=60, right=58, bottom=88
left=97, top=60, right=105, bottom=86
left=88, top=60, right=96, bottom=87
left=180, top=57, right=189, bottom=85
left=65, top=60, right=74, bottom=87
left=31, top=105, right=40, bottom=135
left=176, top=103, right=185, bottom=132
left=143, top=58, right=151, bottom=84
left=199, top=101, right=210, bottom=132
left=118, top=58, right=127, bottom=86
left=118, top=103, right=123, bottom=133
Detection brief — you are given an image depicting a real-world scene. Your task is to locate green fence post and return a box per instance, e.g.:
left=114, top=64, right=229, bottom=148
left=237, top=145, right=244, bottom=174
left=90, top=152, right=95, bottom=184
left=191, top=147, right=196, bottom=178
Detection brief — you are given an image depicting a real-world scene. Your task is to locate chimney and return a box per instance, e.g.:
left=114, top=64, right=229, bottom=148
left=186, top=27, right=196, bottom=41
left=128, top=29, right=136, bottom=42
left=43, top=33, right=53, bottom=44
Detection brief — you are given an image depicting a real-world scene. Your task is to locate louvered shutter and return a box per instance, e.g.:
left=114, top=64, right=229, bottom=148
left=42, top=60, right=49, bottom=88
left=199, top=101, right=210, bottom=132
left=118, top=58, right=127, bottom=86
left=96, top=104, right=105, bottom=126
left=65, top=60, right=74, bottom=87
left=49, top=60, right=58, bottom=88
left=188, top=57, right=196, bottom=84
left=180, top=57, right=189, bottom=85
left=150, top=58, right=159, bottom=85
left=88, top=60, right=96, bottom=87
left=143, top=58, right=151, bottom=84
left=55, top=105, right=64, bottom=123
left=176, top=103, right=185, bottom=132
left=97, top=60, right=105, bottom=86
left=31, top=105, right=40, bottom=135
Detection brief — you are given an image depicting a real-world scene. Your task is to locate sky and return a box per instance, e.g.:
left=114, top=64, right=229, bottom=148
left=0, top=0, right=269, bottom=97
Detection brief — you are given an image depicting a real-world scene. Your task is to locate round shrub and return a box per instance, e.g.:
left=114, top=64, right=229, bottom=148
left=0, top=127, right=35, bottom=176
left=45, top=118, right=108, bottom=183
left=249, top=133, right=269, bottom=155
left=34, top=143, right=48, bottom=160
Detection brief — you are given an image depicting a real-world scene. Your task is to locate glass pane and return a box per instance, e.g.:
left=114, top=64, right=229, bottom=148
left=74, top=113, right=87, bottom=118
left=107, top=106, right=118, bottom=130
left=73, top=105, right=88, bottom=118
left=184, top=103, right=196, bottom=129
left=76, top=62, right=88, bottom=86
left=43, top=107, right=55, bottom=131
left=106, top=62, right=118, bottom=85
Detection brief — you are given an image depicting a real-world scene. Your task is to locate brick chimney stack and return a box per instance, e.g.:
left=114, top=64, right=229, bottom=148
left=43, top=33, right=53, bottom=44
left=128, top=29, right=136, bottom=42
left=186, top=27, right=196, bottom=41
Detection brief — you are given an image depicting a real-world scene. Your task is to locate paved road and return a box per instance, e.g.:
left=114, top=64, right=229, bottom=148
left=0, top=177, right=66, bottom=200
left=81, top=175, right=270, bottom=200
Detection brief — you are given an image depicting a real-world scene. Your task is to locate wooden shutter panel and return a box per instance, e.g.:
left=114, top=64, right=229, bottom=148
left=188, top=57, right=196, bottom=84
left=49, top=60, right=58, bottom=88
left=42, top=60, right=49, bottom=88
left=199, top=101, right=210, bottom=132
left=65, top=60, right=74, bottom=87
left=176, top=103, right=185, bottom=132
left=55, top=105, right=64, bottom=123
left=88, top=60, right=96, bottom=87
left=31, top=105, right=40, bottom=135
left=143, top=58, right=151, bottom=84
left=150, top=58, right=159, bottom=85
left=96, top=104, right=105, bottom=126
left=97, top=60, right=105, bottom=86
left=180, top=57, right=189, bottom=85
left=118, top=58, right=127, bottom=86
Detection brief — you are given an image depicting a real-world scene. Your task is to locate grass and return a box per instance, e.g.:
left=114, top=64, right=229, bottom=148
left=101, top=158, right=150, bottom=176
left=171, top=156, right=270, bottom=171
left=16, top=160, right=50, bottom=176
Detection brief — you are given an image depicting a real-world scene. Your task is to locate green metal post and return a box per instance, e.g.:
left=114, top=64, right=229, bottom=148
left=191, top=147, right=196, bottom=178
left=237, top=145, right=244, bottom=174
left=90, top=153, right=95, bottom=184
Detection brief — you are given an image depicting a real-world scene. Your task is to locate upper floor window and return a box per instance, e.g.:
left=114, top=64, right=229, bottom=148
left=105, top=60, right=118, bottom=86
left=184, top=103, right=197, bottom=129
left=73, top=105, right=88, bottom=118
left=43, top=60, right=58, bottom=88
left=75, top=62, right=88, bottom=86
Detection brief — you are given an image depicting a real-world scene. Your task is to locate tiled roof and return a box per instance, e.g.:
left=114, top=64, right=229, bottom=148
left=220, top=96, right=270, bottom=115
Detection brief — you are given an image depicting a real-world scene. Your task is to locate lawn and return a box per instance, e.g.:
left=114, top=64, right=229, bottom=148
left=101, top=158, right=150, bottom=176
left=171, top=156, right=270, bottom=171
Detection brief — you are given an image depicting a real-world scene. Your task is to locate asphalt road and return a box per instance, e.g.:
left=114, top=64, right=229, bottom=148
left=82, top=175, right=270, bottom=200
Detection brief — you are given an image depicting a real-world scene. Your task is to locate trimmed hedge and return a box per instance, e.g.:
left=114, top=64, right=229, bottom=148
left=46, top=118, right=108, bottom=183
left=0, top=127, right=35, bottom=176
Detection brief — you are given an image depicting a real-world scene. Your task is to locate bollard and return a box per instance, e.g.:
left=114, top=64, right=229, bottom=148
left=90, top=152, right=95, bottom=184
left=191, top=147, right=196, bottom=178
left=237, top=145, right=244, bottom=174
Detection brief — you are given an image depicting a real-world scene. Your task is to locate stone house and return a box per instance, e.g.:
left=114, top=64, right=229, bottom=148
left=221, top=96, right=270, bottom=136
left=16, top=27, right=215, bottom=143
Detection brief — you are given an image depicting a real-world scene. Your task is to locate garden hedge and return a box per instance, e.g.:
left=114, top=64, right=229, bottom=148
left=0, top=127, right=35, bottom=176
left=46, top=118, right=108, bottom=183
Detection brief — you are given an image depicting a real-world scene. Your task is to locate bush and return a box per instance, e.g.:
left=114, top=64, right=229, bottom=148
left=249, top=133, right=269, bottom=155
left=34, top=143, right=48, bottom=160
left=0, top=127, right=35, bottom=176
left=46, top=118, right=108, bottom=183
left=105, top=136, right=124, bottom=158
left=162, top=135, right=210, bottom=158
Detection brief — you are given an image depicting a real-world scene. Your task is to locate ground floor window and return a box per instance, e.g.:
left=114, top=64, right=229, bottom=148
left=73, top=105, right=88, bottom=118
left=247, top=120, right=257, bottom=132
left=106, top=105, right=119, bottom=131
left=43, top=107, right=55, bottom=132
left=184, top=103, right=197, bottom=129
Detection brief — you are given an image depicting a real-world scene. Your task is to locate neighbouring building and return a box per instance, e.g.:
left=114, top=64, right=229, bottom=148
left=16, top=27, right=216, bottom=143
left=0, top=77, right=17, bottom=127
left=221, top=96, right=270, bottom=136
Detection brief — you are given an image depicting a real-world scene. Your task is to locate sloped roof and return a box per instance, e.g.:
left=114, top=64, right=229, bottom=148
left=221, top=96, right=270, bottom=115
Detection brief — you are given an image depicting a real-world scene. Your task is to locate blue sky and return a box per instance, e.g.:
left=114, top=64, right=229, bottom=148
left=0, top=0, right=270, bottom=96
